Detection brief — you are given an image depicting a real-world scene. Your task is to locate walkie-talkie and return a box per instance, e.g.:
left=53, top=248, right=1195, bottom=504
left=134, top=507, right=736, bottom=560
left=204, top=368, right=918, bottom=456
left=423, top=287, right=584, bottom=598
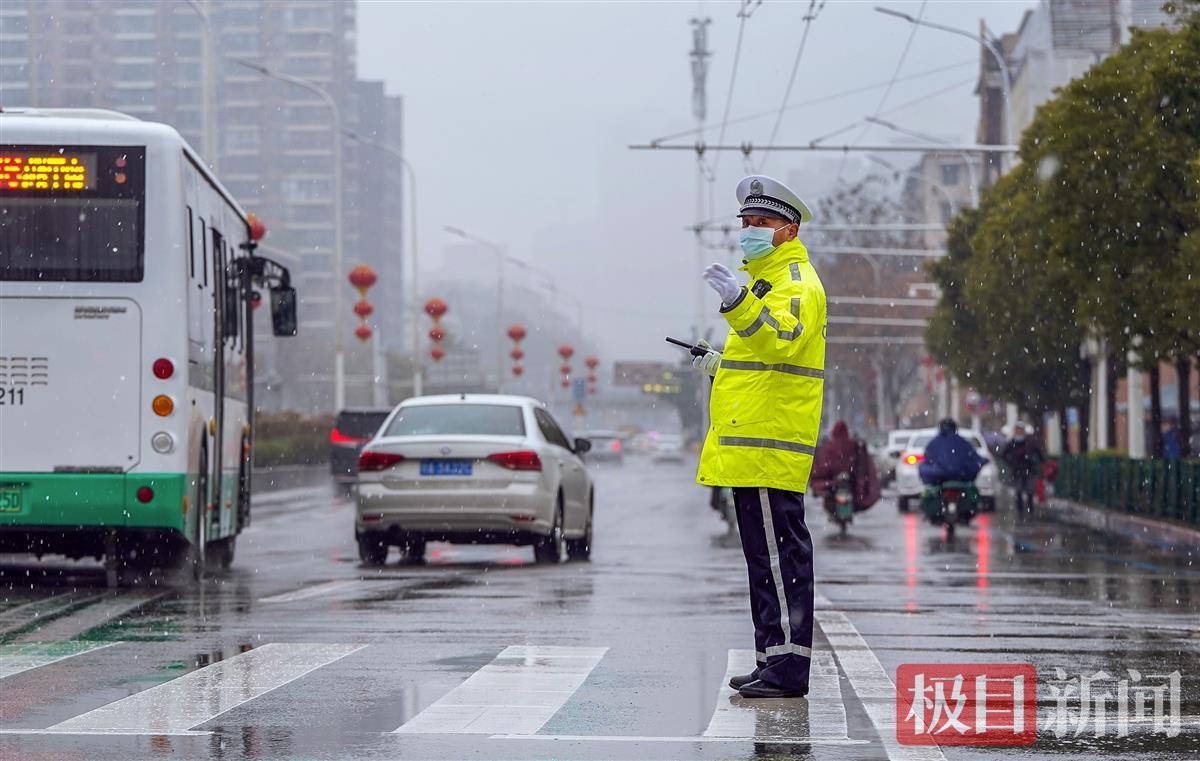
left=665, top=337, right=708, bottom=357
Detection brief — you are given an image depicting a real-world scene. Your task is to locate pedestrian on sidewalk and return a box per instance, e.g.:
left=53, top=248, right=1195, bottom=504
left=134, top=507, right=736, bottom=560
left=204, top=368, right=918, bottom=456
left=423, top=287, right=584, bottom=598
left=1001, top=423, right=1044, bottom=512
left=691, top=175, right=827, bottom=700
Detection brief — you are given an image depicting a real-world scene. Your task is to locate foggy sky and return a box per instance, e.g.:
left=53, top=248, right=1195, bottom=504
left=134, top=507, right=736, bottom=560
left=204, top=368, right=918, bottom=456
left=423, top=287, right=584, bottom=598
left=357, top=0, right=1033, bottom=365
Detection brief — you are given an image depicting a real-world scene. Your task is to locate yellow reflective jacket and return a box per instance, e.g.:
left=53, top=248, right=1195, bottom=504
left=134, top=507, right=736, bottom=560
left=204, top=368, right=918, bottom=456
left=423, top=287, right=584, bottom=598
left=696, top=238, right=826, bottom=493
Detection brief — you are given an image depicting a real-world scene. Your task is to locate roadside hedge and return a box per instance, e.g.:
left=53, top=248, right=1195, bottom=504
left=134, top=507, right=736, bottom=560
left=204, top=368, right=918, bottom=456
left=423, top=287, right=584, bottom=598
left=253, top=412, right=332, bottom=467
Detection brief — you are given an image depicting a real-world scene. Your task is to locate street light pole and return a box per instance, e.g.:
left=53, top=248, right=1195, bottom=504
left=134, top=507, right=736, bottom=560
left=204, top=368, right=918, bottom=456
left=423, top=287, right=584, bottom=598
left=444, top=226, right=507, bottom=393
left=342, top=130, right=422, bottom=398
left=865, top=117, right=979, bottom=206
left=874, top=7, right=1014, bottom=171
left=183, top=0, right=217, bottom=171
left=233, top=58, right=346, bottom=410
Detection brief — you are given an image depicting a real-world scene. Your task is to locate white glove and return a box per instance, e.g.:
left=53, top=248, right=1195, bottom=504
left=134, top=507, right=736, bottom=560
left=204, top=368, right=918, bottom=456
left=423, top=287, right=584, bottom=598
left=703, top=263, right=742, bottom=305
left=691, top=338, right=721, bottom=376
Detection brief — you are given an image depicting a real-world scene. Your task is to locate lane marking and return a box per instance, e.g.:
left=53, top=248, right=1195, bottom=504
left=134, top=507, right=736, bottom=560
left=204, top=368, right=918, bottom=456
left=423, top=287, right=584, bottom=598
left=11, top=590, right=165, bottom=644
left=0, top=591, right=109, bottom=637
left=491, top=734, right=869, bottom=744
left=816, top=593, right=947, bottom=761
left=393, top=645, right=607, bottom=735
left=0, top=641, right=120, bottom=680
left=703, top=649, right=847, bottom=740
left=39, top=642, right=364, bottom=735
left=258, top=580, right=362, bottom=604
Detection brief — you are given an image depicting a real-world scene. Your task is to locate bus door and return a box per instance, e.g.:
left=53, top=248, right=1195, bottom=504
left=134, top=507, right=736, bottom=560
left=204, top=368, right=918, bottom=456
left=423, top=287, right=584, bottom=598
left=209, top=227, right=226, bottom=541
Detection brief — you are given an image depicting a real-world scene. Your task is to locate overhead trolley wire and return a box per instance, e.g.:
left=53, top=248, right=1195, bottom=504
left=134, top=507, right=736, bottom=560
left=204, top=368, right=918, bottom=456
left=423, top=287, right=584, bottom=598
left=758, top=0, right=826, bottom=172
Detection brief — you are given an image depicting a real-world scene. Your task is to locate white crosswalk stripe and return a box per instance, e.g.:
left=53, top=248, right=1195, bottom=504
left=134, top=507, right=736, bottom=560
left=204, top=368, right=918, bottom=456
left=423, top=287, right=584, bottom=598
left=702, top=648, right=848, bottom=740
left=31, top=642, right=364, bottom=736
left=393, top=645, right=608, bottom=735
left=0, top=641, right=119, bottom=680
left=816, top=592, right=948, bottom=761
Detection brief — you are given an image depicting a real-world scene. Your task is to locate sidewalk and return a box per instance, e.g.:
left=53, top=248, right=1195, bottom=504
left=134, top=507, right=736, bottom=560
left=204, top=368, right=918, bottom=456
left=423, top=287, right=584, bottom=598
left=1044, top=496, right=1200, bottom=551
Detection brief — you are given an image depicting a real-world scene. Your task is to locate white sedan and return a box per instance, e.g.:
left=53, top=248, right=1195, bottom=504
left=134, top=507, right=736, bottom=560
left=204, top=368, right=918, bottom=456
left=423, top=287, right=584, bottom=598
left=355, top=395, right=594, bottom=566
left=894, top=428, right=996, bottom=513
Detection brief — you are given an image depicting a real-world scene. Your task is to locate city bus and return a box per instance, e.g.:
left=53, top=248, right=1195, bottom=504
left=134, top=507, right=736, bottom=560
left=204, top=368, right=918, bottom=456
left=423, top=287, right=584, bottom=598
left=0, top=109, right=297, bottom=582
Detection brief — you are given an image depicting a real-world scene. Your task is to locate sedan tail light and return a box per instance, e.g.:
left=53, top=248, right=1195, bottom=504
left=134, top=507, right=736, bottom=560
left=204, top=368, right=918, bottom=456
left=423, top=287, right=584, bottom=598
left=903, top=453, right=925, bottom=465
left=487, top=450, right=542, bottom=471
left=358, top=450, right=405, bottom=471
left=611, top=440, right=622, bottom=453
left=331, top=428, right=369, bottom=446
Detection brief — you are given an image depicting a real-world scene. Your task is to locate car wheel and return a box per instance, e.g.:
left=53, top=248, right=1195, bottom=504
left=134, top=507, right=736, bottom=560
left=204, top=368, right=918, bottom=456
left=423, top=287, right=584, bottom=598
left=567, top=496, right=593, bottom=562
left=358, top=534, right=389, bottom=566
left=898, top=496, right=910, bottom=513
left=534, top=496, right=565, bottom=565
left=400, top=536, right=426, bottom=565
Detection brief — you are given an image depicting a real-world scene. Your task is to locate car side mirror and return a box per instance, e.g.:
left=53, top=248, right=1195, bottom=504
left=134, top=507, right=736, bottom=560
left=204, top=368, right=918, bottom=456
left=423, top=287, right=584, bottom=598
left=573, top=437, right=592, bottom=454
left=270, top=286, right=298, bottom=337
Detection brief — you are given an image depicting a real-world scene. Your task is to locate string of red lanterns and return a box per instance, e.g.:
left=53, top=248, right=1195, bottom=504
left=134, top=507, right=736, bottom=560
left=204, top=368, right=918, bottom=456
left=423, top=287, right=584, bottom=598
left=557, top=344, right=574, bottom=389
left=425, top=297, right=448, bottom=362
left=507, top=324, right=526, bottom=377
left=585, top=355, right=599, bottom=396
left=348, top=264, right=377, bottom=343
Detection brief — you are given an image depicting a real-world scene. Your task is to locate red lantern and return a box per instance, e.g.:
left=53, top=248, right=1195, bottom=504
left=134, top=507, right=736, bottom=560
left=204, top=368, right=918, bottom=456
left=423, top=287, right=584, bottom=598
left=246, top=212, right=267, bottom=242
left=354, top=324, right=373, bottom=342
left=560, top=378, right=571, bottom=388
left=430, top=346, right=446, bottom=362
left=353, top=299, right=374, bottom=318
left=507, top=324, right=527, bottom=342
left=557, top=344, right=574, bottom=360
left=250, top=291, right=262, bottom=311
left=348, top=264, right=377, bottom=294
left=510, top=348, right=524, bottom=361
left=585, top=355, right=599, bottom=370
left=587, top=373, right=597, bottom=384
left=560, top=364, right=572, bottom=375
left=429, top=327, right=446, bottom=342
left=588, top=386, right=597, bottom=395
left=424, top=298, right=448, bottom=319
left=512, top=366, right=524, bottom=377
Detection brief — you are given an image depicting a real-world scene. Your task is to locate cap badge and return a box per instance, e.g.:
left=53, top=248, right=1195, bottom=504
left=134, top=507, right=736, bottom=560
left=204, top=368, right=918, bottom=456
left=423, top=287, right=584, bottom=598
left=750, top=179, right=763, bottom=195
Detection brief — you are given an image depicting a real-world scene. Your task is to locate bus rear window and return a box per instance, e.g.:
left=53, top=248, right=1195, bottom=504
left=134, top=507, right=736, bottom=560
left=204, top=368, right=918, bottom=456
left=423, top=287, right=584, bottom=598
left=0, top=145, right=145, bottom=282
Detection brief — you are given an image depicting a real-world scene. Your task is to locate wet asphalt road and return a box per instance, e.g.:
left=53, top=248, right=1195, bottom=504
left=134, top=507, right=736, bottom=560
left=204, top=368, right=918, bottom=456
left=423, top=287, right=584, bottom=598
left=0, top=457, right=1197, bottom=760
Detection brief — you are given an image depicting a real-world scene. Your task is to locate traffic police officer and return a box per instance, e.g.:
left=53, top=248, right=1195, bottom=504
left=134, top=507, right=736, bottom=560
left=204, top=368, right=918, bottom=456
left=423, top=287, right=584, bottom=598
left=694, top=175, right=826, bottom=699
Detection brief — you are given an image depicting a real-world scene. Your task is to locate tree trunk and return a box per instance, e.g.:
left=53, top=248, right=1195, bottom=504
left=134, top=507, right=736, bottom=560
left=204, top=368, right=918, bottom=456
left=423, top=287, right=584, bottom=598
left=1059, top=406, right=1071, bottom=456
left=1178, top=356, right=1193, bottom=458
left=1149, top=364, right=1163, bottom=458
left=1078, top=359, right=1091, bottom=455
left=1106, top=354, right=1118, bottom=449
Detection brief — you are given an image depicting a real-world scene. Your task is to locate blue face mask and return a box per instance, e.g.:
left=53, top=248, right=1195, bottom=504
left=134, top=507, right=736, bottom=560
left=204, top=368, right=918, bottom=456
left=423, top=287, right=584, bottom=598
left=739, top=223, right=787, bottom=260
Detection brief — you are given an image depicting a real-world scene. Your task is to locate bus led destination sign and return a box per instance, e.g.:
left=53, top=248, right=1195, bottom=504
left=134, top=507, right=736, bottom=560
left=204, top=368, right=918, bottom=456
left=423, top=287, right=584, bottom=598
left=0, top=152, right=96, bottom=191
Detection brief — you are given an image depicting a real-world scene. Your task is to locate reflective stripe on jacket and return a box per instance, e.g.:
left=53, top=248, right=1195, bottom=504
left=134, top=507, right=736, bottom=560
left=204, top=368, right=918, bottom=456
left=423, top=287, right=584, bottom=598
left=696, top=238, right=826, bottom=493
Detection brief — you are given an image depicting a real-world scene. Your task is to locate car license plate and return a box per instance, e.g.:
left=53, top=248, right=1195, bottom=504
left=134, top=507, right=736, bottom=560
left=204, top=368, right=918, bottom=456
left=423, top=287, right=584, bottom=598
left=420, top=459, right=472, bottom=477
left=0, top=487, right=21, bottom=512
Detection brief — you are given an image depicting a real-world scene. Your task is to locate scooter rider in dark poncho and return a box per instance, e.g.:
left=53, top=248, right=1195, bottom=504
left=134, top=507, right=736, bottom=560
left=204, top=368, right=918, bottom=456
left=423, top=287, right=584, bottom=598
left=919, top=418, right=986, bottom=485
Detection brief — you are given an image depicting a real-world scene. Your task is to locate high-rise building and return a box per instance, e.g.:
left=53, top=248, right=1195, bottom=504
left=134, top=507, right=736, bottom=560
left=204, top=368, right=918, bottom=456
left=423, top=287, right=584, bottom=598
left=0, top=0, right=404, bottom=412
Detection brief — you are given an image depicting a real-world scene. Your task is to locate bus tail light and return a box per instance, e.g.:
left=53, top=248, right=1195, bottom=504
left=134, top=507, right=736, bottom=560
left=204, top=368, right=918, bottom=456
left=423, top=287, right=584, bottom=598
left=151, top=432, right=174, bottom=454
left=152, top=358, right=174, bottom=379
left=358, top=451, right=405, bottom=471
left=152, top=395, right=174, bottom=416
left=136, top=486, right=154, bottom=503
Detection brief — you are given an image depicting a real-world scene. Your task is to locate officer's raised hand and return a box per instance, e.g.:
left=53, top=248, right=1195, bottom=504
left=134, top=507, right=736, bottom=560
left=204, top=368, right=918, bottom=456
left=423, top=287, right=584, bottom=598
left=703, top=263, right=743, bottom=306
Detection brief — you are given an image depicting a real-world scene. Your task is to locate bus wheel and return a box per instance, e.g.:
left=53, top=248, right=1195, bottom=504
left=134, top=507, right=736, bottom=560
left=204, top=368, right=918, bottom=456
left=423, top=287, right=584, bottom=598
left=208, top=536, right=236, bottom=570
left=193, top=443, right=209, bottom=582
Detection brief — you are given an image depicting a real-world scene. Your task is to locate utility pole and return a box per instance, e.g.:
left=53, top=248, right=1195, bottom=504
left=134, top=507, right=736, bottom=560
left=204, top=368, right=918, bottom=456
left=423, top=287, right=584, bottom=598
left=689, top=15, right=712, bottom=441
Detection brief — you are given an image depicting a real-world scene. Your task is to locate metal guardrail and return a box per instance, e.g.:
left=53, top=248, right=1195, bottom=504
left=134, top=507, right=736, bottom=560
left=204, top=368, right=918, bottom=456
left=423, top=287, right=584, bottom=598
left=1056, top=455, right=1200, bottom=528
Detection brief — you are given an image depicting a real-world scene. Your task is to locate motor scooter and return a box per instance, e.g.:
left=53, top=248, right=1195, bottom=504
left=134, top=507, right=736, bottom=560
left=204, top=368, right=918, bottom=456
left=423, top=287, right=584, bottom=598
left=920, top=481, right=979, bottom=539
left=823, top=471, right=855, bottom=536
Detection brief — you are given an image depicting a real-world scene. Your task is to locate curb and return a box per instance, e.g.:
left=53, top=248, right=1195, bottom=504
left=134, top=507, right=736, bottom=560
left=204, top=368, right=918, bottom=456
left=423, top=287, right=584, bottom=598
left=1044, top=497, right=1200, bottom=551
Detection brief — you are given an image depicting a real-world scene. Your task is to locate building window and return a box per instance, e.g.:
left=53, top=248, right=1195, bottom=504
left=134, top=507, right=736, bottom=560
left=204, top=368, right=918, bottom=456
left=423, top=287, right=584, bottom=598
left=284, top=6, right=333, bottom=29
left=940, top=201, right=954, bottom=225
left=113, top=13, right=156, bottom=35
left=115, top=61, right=157, bottom=82
left=940, top=163, right=961, bottom=186
left=224, top=126, right=261, bottom=152
left=282, top=177, right=333, bottom=201
left=0, top=14, right=30, bottom=36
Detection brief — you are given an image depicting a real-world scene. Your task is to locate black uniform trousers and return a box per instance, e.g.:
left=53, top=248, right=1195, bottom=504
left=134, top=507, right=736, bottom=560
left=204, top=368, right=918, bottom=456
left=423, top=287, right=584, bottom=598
left=733, top=487, right=814, bottom=692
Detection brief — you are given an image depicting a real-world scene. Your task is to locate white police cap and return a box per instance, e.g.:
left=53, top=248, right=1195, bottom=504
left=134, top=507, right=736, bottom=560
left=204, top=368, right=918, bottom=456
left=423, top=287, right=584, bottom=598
left=736, top=175, right=813, bottom=224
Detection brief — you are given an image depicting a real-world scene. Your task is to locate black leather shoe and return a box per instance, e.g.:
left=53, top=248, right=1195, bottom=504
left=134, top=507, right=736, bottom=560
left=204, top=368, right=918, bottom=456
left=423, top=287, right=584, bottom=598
left=728, top=670, right=761, bottom=690
left=737, top=680, right=808, bottom=699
